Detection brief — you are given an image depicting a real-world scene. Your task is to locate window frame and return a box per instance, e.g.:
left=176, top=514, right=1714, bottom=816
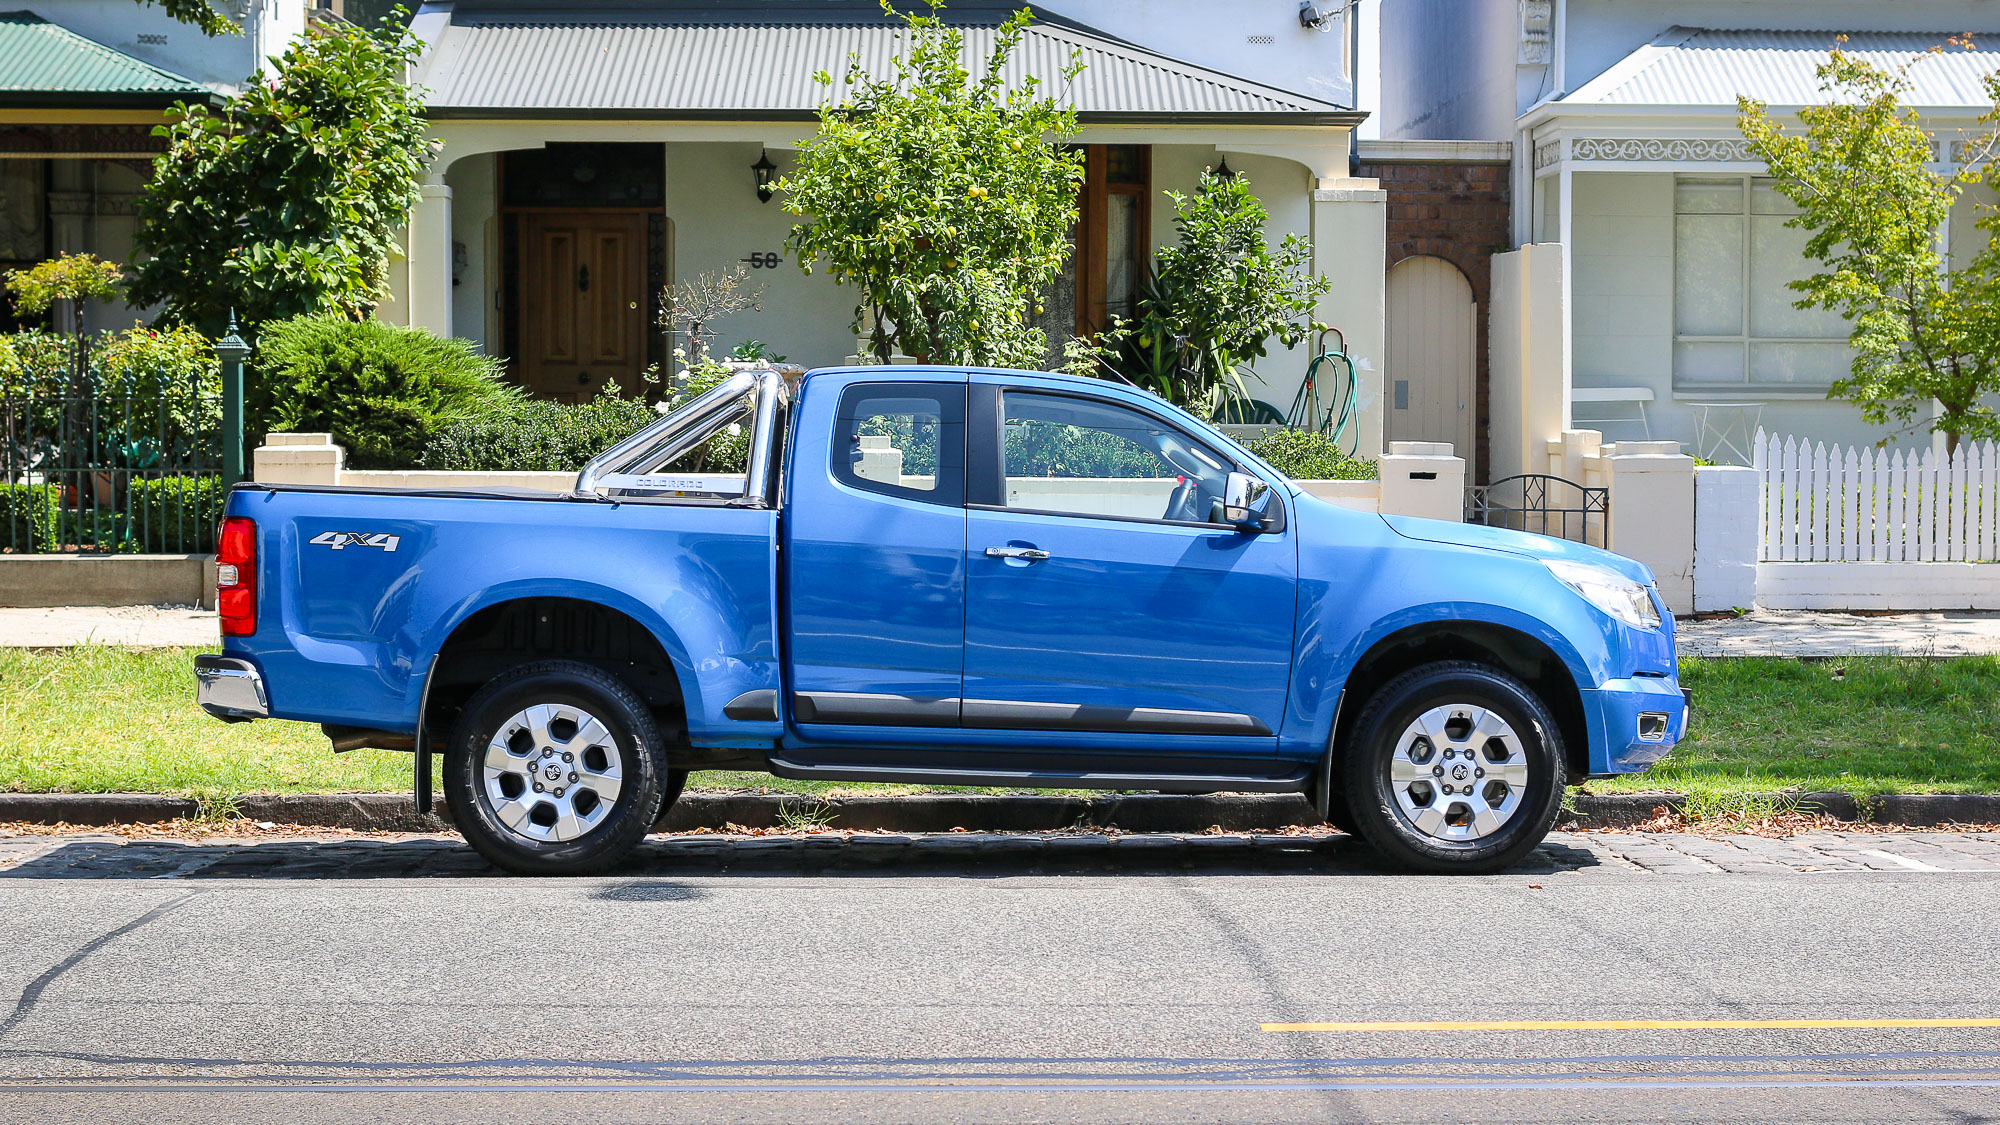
left=828, top=381, right=968, bottom=507
left=966, top=384, right=1284, bottom=533
left=1671, top=174, right=1850, bottom=396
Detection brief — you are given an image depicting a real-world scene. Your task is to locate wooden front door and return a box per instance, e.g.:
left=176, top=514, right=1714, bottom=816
left=518, top=212, right=647, bottom=401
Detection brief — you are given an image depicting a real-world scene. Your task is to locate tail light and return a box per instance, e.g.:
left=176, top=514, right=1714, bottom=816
left=217, top=517, right=257, bottom=637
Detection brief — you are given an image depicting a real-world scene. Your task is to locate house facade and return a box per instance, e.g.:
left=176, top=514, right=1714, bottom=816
left=1515, top=1, right=2000, bottom=467
left=0, top=0, right=305, bottom=331
left=385, top=0, right=1398, bottom=454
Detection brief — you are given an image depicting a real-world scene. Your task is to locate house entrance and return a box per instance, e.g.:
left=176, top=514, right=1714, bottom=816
left=500, top=143, right=667, bottom=401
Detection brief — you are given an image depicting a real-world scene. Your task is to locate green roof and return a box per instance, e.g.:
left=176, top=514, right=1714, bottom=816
left=0, top=10, right=210, bottom=107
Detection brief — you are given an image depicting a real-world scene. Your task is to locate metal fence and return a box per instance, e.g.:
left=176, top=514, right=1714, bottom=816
left=1, top=382, right=224, bottom=555
left=1466, top=473, right=1608, bottom=545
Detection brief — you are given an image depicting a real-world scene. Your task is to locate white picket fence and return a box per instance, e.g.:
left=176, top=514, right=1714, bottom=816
left=1754, top=429, right=2000, bottom=563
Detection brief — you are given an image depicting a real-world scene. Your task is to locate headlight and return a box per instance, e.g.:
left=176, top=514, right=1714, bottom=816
left=1544, top=559, right=1661, bottom=629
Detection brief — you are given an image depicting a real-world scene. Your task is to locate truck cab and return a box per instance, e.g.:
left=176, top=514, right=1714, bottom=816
left=198, top=365, right=1686, bottom=875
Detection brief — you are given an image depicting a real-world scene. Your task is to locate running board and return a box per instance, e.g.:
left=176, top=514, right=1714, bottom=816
left=767, top=756, right=1310, bottom=794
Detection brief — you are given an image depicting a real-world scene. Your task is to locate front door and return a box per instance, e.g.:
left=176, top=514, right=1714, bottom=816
left=518, top=212, right=647, bottom=402
left=961, top=382, right=1297, bottom=748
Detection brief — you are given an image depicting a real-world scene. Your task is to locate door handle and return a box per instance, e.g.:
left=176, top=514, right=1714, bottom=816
left=985, top=546, right=1050, bottom=561
left=578, top=264, right=590, bottom=292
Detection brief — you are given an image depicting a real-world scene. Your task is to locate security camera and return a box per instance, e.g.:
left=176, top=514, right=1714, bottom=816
left=1300, top=1, right=1340, bottom=32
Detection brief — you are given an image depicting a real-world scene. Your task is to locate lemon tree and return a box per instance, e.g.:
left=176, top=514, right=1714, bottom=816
left=782, top=2, right=1083, bottom=367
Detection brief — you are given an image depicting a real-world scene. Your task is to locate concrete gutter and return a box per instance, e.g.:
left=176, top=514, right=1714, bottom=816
left=0, top=790, right=1994, bottom=833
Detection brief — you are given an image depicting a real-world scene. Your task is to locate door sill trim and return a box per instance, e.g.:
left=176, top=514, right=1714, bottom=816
left=767, top=756, right=1308, bottom=794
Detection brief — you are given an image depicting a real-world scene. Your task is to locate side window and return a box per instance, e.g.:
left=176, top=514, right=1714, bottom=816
left=832, top=383, right=965, bottom=505
left=1001, top=392, right=1231, bottom=523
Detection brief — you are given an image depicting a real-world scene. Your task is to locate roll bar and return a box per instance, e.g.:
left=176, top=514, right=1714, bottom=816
left=573, top=367, right=789, bottom=506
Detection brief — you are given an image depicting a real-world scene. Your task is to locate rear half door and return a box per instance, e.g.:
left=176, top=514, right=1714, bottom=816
left=783, top=374, right=969, bottom=739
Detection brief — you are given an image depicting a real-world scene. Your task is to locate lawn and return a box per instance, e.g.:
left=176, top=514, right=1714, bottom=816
left=3, top=647, right=1997, bottom=802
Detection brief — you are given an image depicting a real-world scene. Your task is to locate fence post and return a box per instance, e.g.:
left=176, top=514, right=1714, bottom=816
left=213, top=311, right=251, bottom=490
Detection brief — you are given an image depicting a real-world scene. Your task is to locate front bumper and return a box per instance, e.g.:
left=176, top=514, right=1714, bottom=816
left=195, top=654, right=268, bottom=722
left=1585, top=675, right=1690, bottom=775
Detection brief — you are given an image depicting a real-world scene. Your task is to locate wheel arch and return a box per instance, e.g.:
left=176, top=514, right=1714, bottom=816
left=420, top=594, right=693, bottom=752
left=1324, top=619, right=1591, bottom=806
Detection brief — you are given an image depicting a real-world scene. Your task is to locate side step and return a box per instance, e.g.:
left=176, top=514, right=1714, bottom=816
left=767, top=756, right=1310, bottom=794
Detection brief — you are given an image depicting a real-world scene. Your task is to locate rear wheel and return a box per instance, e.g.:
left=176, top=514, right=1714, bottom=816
left=1342, top=661, right=1565, bottom=874
left=444, top=660, right=667, bottom=875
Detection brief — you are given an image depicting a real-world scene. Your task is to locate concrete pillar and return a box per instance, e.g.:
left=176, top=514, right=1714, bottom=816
left=1589, top=440, right=1696, bottom=614
left=253, top=433, right=344, bottom=486
left=1693, top=465, right=1759, bottom=613
left=1378, top=440, right=1467, bottom=523
left=1487, top=243, right=1569, bottom=483
left=852, top=434, right=904, bottom=485
left=1310, top=178, right=1387, bottom=461
left=405, top=175, right=454, bottom=336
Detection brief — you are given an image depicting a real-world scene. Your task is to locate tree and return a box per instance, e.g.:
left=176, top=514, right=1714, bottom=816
left=3, top=252, right=123, bottom=332
left=782, top=1, right=1084, bottom=367
left=130, top=16, right=433, bottom=332
left=142, top=0, right=235, bottom=37
left=1093, top=171, right=1327, bottom=414
left=1740, top=41, right=2000, bottom=450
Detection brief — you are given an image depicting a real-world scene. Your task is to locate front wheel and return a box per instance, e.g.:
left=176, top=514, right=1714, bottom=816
left=444, top=660, right=668, bottom=875
left=1341, top=661, right=1566, bottom=874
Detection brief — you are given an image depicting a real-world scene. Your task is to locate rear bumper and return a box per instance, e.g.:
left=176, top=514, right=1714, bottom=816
left=1583, top=675, right=1689, bottom=775
left=195, top=654, right=268, bottom=722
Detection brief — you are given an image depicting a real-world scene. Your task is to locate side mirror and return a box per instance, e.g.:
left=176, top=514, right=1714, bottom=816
left=1221, top=471, right=1276, bottom=531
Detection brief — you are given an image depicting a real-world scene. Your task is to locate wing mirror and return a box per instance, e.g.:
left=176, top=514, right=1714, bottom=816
left=1221, top=471, right=1277, bottom=532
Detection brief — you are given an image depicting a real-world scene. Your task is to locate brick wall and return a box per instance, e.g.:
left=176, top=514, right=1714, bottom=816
left=1357, top=160, right=1511, bottom=482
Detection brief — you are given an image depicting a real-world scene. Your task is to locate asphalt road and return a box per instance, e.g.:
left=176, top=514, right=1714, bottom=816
left=3, top=832, right=1999, bottom=1124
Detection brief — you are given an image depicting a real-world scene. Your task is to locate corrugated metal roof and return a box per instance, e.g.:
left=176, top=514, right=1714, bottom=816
left=1566, top=27, right=2000, bottom=108
left=0, top=9, right=208, bottom=105
left=417, top=1, right=1358, bottom=122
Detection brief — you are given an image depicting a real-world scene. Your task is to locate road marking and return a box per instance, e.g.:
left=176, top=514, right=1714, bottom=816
left=1262, top=1018, right=2000, bottom=1032
left=1859, top=848, right=1947, bottom=872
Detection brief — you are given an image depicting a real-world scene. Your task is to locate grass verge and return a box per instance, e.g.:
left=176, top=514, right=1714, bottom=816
left=3, top=647, right=1997, bottom=803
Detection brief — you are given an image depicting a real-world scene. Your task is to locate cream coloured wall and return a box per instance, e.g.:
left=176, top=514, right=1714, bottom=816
left=1569, top=171, right=1901, bottom=459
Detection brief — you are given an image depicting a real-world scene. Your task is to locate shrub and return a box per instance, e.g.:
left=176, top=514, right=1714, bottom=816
left=253, top=316, right=519, bottom=469
left=422, top=395, right=657, bottom=472
left=128, top=476, right=222, bottom=553
left=1245, top=429, right=1376, bottom=481
left=0, top=484, right=61, bottom=552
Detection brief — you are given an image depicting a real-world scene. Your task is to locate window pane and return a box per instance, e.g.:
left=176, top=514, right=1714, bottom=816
left=1674, top=341, right=1746, bottom=384
left=1675, top=177, right=1743, bottom=214
left=1674, top=214, right=1744, bottom=336
left=833, top=384, right=963, bottom=504
left=1750, top=341, right=1847, bottom=387
left=1750, top=215, right=1847, bottom=338
left=1104, top=144, right=1144, bottom=185
left=1751, top=178, right=1801, bottom=216
left=1106, top=194, right=1138, bottom=321
left=1003, top=393, right=1214, bottom=521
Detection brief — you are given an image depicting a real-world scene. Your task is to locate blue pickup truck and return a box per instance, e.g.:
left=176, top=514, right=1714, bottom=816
left=196, top=364, right=1685, bottom=875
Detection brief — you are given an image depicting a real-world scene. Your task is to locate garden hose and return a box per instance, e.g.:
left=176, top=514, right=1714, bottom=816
left=1289, top=328, right=1359, bottom=456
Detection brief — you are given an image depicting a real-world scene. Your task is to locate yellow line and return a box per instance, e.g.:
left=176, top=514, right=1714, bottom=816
left=1262, top=1018, right=2000, bottom=1032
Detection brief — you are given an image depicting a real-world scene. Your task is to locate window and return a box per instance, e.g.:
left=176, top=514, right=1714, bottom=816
left=1078, top=144, right=1151, bottom=335
left=1000, top=392, right=1230, bottom=523
left=1673, top=176, right=1850, bottom=391
left=832, top=383, right=965, bottom=505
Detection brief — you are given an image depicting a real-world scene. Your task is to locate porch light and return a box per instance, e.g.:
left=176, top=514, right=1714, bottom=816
left=752, top=149, right=777, bottom=202
left=1200, top=157, right=1236, bottom=191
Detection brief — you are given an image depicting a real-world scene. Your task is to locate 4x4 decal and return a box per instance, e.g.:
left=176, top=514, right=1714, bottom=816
left=308, top=531, right=402, bottom=553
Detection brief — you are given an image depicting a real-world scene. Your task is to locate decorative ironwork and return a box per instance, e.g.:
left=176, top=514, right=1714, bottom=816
left=1466, top=474, right=1607, bottom=544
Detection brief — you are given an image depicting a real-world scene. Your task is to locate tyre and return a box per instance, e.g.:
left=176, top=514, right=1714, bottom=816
left=444, top=660, right=667, bottom=875
left=650, top=769, right=691, bottom=833
left=1342, top=661, right=1566, bottom=874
